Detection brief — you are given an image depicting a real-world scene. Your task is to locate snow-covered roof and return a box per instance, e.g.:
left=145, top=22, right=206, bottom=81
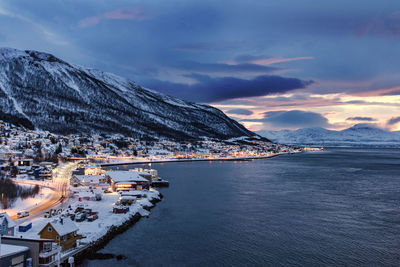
left=74, top=175, right=104, bottom=183
left=115, top=181, right=137, bottom=185
left=85, top=166, right=100, bottom=169
left=46, top=218, right=78, bottom=236
left=0, top=212, right=16, bottom=228
left=120, top=195, right=136, bottom=200
left=18, top=158, right=33, bottom=162
left=0, top=146, right=12, bottom=153
left=106, top=171, right=149, bottom=183
left=0, top=244, right=29, bottom=257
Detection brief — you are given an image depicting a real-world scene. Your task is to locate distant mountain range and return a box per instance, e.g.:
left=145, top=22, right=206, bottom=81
left=257, top=124, right=400, bottom=146
left=0, top=47, right=259, bottom=141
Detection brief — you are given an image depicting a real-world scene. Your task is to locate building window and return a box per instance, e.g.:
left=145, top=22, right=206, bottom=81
left=43, top=242, right=52, bottom=252
left=56, top=236, right=60, bottom=241
left=48, top=227, right=52, bottom=232
left=63, top=235, right=67, bottom=241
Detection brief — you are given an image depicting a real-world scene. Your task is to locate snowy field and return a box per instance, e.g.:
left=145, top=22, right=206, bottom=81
left=0, top=186, right=53, bottom=214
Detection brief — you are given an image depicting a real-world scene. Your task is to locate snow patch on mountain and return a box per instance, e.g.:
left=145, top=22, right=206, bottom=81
left=0, top=47, right=258, bottom=141
left=258, top=124, right=400, bottom=146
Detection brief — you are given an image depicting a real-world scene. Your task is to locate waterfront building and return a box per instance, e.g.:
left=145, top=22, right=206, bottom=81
left=2, top=236, right=60, bottom=266
left=38, top=218, right=80, bottom=251
left=106, top=171, right=150, bottom=191
left=129, top=168, right=158, bottom=181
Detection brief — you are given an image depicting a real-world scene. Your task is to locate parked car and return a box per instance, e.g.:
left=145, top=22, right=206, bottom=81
left=17, top=211, right=29, bottom=219
left=87, top=214, right=98, bottom=222
left=44, top=211, right=51, bottom=218
left=75, top=212, right=86, bottom=222
left=82, top=209, right=92, bottom=216
left=75, top=207, right=84, bottom=213
left=113, top=206, right=129, bottom=214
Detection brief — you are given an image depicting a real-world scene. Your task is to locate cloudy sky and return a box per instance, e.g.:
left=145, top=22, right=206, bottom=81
left=1, top=0, right=400, bottom=131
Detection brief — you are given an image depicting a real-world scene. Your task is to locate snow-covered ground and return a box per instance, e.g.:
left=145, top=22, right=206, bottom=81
left=0, top=186, right=53, bottom=214
left=17, top=187, right=160, bottom=249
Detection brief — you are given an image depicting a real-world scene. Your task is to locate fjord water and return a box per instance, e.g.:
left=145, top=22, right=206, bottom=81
left=83, top=148, right=400, bottom=266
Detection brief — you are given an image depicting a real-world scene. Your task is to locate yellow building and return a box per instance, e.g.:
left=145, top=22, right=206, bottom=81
left=38, top=218, right=81, bottom=251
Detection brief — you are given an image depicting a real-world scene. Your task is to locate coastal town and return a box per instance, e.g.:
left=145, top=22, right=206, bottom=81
left=0, top=121, right=300, bottom=266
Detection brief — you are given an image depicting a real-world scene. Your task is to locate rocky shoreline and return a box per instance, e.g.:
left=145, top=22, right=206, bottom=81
left=74, top=194, right=163, bottom=265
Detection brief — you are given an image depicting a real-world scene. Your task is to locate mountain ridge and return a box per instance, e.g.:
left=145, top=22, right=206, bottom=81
left=257, top=123, right=400, bottom=146
left=0, top=47, right=260, bottom=141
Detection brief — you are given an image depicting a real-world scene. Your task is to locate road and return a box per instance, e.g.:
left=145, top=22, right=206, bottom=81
left=9, top=162, right=77, bottom=222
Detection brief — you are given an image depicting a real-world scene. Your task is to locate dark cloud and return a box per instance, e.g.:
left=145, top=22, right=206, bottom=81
left=142, top=74, right=313, bottom=103
left=243, top=110, right=330, bottom=128
left=381, top=89, right=400, bottom=96
left=226, top=109, right=253, bottom=115
left=344, top=100, right=366, bottom=104
left=171, top=61, right=278, bottom=73
left=387, top=116, right=400, bottom=125
left=3, top=0, right=400, bottom=98
left=346, top=116, right=377, bottom=122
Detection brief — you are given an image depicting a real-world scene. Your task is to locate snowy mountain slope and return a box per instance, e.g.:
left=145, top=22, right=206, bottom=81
left=0, top=48, right=258, bottom=140
left=257, top=124, right=400, bottom=146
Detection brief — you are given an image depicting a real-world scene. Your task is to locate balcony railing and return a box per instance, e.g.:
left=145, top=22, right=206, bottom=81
left=39, top=245, right=61, bottom=258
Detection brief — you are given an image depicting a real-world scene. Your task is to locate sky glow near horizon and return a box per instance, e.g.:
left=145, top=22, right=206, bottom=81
left=0, top=0, right=399, bottom=131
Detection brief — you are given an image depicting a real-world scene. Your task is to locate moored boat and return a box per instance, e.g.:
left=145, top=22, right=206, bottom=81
left=151, top=178, right=169, bottom=187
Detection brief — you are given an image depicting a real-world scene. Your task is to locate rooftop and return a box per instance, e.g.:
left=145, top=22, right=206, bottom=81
left=106, top=171, right=148, bottom=183
left=44, top=218, right=78, bottom=237
left=0, top=244, right=29, bottom=258
left=74, top=175, right=104, bottom=182
left=0, top=212, right=16, bottom=228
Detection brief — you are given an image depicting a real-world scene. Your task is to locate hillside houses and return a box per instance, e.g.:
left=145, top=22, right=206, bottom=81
left=0, top=121, right=295, bottom=183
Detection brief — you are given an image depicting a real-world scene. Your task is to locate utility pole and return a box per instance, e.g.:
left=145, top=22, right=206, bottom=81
left=57, top=239, right=61, bottom=267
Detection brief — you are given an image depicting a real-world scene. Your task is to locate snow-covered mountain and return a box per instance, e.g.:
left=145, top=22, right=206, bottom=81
left=0, top=48, right=258, bottom=140
left=257, top=124, right=400, bottom=146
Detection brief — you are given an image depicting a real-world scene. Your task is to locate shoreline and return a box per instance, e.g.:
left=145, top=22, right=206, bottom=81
left=74, top=195, right=162, bottom=265
left=97, top=151, right=299, bottom=167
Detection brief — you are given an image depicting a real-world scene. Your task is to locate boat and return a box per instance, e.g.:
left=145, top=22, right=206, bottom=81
left=151, top=178, right=169, bottom=187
